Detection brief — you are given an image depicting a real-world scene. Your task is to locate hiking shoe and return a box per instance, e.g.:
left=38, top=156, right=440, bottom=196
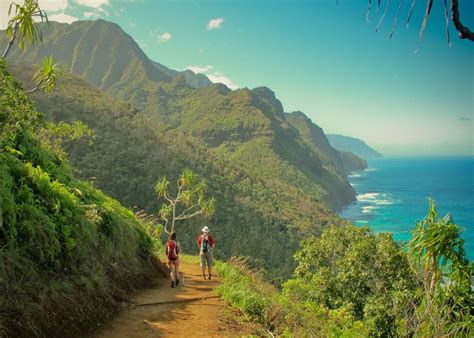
left=208, top=274, right=211, bottom=280
left=175, top=278, right=179, bottom=286
left=171, top=281, right=175, bottom=288
left=202, top=274, right=206, bottom=279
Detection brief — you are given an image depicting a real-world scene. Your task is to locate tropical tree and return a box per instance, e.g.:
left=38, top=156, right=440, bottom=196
left=2, top=0, right=48, bottom=59
left=155, top=169, right=215, bottom=234
left=407, top=198, right=470, bottom=292
left=406, top=199, right=473, bottom=336
left=25, top=56, right=69, bottom=94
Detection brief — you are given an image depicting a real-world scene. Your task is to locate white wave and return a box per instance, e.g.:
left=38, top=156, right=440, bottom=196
left=357, top=192, right=398, bottom=207
left=357, top=192, right=380, bottom=202
left=375, top=199, right=394, bottom=205
left=364, top=168, right=377, bottom=172
left=362, top=205, right=378, bottom=214
left=349, top=172, right=366, bottom=178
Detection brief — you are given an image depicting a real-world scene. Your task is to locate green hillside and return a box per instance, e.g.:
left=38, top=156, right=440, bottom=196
left=1, top=20, right=357, bottom=211
left=285, top=111, right=367, bottom=173
left=0, top=60, right=157, bottom=336
left=12, top=63, right=348, bottom=279
left=2, top=19, right=364, bottom=278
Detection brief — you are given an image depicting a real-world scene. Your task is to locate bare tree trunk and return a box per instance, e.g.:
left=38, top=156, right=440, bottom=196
left=429, top=255, right=438, bottom=292
left=1, top=24, right=18, bottom=59
left=25, top=86, right=39, bottom=94
left=171, top=201, right=176, bottom=233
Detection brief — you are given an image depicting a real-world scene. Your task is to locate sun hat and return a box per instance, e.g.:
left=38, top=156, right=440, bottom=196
left=202, top=226, right=209, bottom=233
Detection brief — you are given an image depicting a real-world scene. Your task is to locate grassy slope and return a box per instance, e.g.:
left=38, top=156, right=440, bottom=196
left=0, top=60, right=158, bottom=336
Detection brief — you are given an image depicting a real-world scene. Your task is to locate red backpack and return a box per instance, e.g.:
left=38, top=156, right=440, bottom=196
left=166, top=240, right=179, bottom=260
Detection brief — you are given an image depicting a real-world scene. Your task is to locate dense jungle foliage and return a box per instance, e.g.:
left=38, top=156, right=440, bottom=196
left=0, top=60, right=157, bottom=336
left=217, top=216, right=473, bottom=337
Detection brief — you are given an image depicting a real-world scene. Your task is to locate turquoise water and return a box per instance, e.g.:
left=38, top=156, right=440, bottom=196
left=341, top=157, right=474, bottom=260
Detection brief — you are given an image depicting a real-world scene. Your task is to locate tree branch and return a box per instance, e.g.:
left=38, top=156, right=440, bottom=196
left=176, top=203, right=200, bottom=219
left=25, top=86, right=40, bottom=94
left=163, top=191, right=173, bottom=203
left=451, top=0, right=474, bottom=41
left=175, top=209, right=203, bottom=221
left=2, top=23, right=18, bottom=59
left=161, top=215, right=170, bottom=234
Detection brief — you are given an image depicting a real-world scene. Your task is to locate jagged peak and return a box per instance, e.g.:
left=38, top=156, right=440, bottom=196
left=286, top=111, right=310, bottom=120
left=250, top=86, right=276, bottom=99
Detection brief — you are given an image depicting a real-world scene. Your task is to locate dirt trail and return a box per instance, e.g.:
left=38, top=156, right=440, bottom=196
left=95, top=261, right=239, bottom=337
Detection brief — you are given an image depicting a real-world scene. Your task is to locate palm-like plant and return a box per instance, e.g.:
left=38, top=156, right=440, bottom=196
left=25, top=56, right=69, bottom=94
left=407, top=198, right=467, bottom=292
left=2, top=0, right=48, bottom=59
left=155, top=169, right=215, bottom=234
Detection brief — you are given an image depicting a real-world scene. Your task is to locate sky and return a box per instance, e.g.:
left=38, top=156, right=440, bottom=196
left=0, top=0, right=473, bottom=156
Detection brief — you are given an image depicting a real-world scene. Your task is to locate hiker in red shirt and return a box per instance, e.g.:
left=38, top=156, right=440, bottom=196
left=197, top=226, right=215, bottom=280
left=166, top=231, right=181, bottom=288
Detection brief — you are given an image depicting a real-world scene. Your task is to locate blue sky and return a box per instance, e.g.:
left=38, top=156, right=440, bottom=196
left=1, top=0, right=472, bottom=156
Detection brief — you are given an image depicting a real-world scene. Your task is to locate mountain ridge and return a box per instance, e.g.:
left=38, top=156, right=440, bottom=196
left=3, top=19, right=369, bottom=275
left=327, top=134, right=383, bottom=160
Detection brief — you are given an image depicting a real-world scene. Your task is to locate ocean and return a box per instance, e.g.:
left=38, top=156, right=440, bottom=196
left=341, top=157, right=474, bottom=260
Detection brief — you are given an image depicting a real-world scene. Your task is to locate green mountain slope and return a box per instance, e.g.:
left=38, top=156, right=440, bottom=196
left=0, top=61, right=156, bottom=336
left=1, top=20, right=171, bottom=90
left=3, top=19, right=360, bottom=276
left=12, top=63, right=347, bottom=278
left=151, top=60, right=213, bottom=88
left=327, top=134, right=383, bottom=160
left=285, top=111, right=367, bottom=173
left=1, top=19, right=356, bottom=210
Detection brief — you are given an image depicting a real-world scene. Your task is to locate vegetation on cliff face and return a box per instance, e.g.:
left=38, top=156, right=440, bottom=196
left=0, top=59, right=158, bottom=336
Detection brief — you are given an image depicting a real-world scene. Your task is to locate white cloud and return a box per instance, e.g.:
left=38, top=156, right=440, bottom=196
left=186, top=65, right=213, bottom=74
left=158, top=32, right=172, bottom=42
left=83, top=12, right=98, bottom=18
left=207, top=18, right=224, bottom=30
left=0, top=0, right=69, bottom=29
left=150, top=28, right=172, bottom=43
left=75, top=0, right=109, bottom=9
left=186, top=65, right=238, bottom=90
left=39, top=0, right=69, bottom=12
left=207, top=73, right=238, bottom=90
left=0, top=2, right=10, bottom=29
left=82, top=6, right=109, bottom=19
left=48, top=13, right=78, bottom=24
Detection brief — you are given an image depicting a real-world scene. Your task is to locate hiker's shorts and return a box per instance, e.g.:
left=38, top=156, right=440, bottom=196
left=200, top=251, right=213, bottom=268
